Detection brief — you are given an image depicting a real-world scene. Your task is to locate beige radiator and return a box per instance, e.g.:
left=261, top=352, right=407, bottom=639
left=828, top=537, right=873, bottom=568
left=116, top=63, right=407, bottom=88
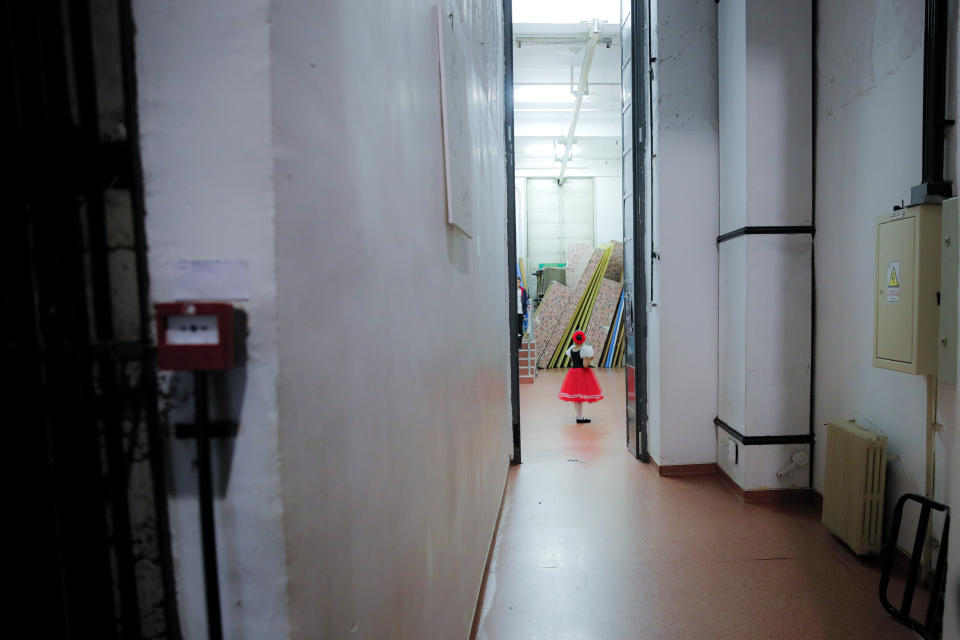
left=822, top=420, right=888, bottom=555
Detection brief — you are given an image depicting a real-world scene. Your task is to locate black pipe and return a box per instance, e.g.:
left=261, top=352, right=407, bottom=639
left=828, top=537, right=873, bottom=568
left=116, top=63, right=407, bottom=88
left=194, top=371, right=224, bottom=640
left=911, top=0, right=953, bottom=203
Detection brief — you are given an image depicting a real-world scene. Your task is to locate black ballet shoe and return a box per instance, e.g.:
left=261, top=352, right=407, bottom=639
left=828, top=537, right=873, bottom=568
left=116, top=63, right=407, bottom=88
left=576, top=417, right=591, bottom=424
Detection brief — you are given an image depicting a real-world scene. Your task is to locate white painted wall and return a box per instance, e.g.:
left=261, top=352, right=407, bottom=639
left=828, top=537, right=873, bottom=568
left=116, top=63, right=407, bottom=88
left=595, top=176, right=624, bottom=245
left=815, top=0, right=958, bottom=557
left=515, top=169, right=621, bottom=292
left=650, top=0, right=719, bottom=466
left=718, top=0, right=746, bottom=233
left=718, top=237, right=746, bottom=431
left=745, top=0, right=813, bottom=227
left=133, top=1, right=291, bottom=637
left=270, top=1, right=511, bottom=638
left=745, top=235, right=812, bottom=439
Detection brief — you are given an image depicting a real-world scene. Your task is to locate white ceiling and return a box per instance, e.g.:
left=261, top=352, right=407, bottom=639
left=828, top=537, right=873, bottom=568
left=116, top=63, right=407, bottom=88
left=512, top=0, right=622, bottom=26
left=512, top=17, right=622, bottom=164
left=511, top=1, right=622, bottom=168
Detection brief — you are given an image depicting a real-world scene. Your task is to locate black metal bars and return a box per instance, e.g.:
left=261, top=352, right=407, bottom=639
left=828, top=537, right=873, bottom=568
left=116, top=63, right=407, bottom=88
left=879, top=493, right=951, bottom=639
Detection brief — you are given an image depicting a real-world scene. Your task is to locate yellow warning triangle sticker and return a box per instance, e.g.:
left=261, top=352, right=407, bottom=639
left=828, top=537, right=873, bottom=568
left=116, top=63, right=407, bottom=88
left=888, top=266, right=899, bottom=288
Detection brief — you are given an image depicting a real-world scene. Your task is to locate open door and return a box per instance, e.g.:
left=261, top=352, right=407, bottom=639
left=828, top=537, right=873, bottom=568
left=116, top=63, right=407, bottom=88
left=620, top=0, right=648, bottom=460
left=504, top=0, right=521, bottom=464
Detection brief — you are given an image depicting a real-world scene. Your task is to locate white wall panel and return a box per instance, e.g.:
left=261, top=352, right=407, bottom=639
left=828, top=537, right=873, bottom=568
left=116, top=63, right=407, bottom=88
left=745, top=235, right=812, bottom=437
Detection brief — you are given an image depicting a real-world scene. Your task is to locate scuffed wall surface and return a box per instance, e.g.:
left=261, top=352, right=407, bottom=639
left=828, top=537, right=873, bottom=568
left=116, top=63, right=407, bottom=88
left=653, top=0, right=719, bottom=465
left=133, top=1, right=292, bottom=637
left=815, top=0, right=958, bottom=555
left=270, top=0, right=510, bottom=638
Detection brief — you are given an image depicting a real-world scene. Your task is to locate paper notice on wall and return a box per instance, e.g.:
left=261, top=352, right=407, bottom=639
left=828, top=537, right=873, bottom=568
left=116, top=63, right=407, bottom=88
left=173, top=259, right=251, bottom=301
left=886, top=261, right=901, bottom=302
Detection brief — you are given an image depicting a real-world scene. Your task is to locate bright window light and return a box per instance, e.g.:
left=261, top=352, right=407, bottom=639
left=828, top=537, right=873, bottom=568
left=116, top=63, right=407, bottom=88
left=513, top=0, right=620, bottom=25
left=554, top=142, right=580, bottom=161
left=524, top=143, right=556, bottom=156
left=514, top=84, right=576, bottom=104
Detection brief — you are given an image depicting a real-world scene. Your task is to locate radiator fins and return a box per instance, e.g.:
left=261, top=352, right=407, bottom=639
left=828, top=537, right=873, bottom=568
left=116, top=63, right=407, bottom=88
left=822, top=420, right=887, bottom=555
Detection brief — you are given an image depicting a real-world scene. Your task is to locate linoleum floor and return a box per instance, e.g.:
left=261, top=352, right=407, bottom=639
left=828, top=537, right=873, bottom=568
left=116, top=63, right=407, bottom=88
left=473, top=368, right=918, bottom=640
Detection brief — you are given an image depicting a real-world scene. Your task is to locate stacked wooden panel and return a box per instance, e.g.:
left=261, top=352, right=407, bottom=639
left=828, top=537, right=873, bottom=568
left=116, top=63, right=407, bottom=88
left=531, top=281, right=569, bottom=366
left=583, top=279, right=622, bottom=365
left=603, top=241, right=624, bottom=281
left=565, top=242, right=591, bottom=286
left=537, top=247, right=605, bottom=368
left=549, top=246, right=613, bottom=368
left=613, top=323, right=626, bottom=366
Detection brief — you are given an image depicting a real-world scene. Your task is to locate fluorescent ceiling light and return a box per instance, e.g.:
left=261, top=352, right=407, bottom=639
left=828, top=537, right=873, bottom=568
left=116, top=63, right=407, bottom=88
left=521, top=141, right=581, bottom=159
left=554, top=142, right=580, bottom=161
left=514, top=84, right=576, bottom=104
left=512, top=0, right=620, bottom=25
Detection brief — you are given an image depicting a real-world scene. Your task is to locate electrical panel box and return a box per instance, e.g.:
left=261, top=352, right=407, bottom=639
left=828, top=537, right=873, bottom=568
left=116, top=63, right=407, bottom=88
left=155, top=302, right=244, bottom=371
left=873, top=204, right=942, bottom=374
left=939, top=198, right=958, bottom=384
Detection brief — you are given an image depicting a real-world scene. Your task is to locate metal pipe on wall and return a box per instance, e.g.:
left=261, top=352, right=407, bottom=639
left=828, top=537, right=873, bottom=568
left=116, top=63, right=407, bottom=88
left=558, top=19, right=601, bottom=186
left=923, top=374, right=939, bottom=579
left=912, top=0, right=953, bottom=203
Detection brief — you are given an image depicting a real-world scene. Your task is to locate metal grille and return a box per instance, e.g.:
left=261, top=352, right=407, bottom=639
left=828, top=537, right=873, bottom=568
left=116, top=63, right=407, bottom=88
left=3, top=1, right=179, bottom=637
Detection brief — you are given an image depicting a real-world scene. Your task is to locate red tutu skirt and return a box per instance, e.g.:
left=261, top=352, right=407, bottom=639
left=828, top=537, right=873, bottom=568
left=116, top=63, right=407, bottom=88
left=558, top=367, right=604, bottom=403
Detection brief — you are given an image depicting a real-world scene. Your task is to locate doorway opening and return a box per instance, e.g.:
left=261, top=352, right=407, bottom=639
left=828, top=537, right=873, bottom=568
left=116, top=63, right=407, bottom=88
left=505, top=0, right=648, bottom=464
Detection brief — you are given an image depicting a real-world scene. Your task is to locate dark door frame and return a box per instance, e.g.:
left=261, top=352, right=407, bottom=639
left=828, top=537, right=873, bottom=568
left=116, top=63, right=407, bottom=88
left=504, top=0, right=521, bottom=464
left=626, top=0, right=649, bottom=461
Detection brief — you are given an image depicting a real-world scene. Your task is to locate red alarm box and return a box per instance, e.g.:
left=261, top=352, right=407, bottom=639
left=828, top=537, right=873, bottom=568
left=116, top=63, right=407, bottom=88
left=155, top=302, right=240, bottom=371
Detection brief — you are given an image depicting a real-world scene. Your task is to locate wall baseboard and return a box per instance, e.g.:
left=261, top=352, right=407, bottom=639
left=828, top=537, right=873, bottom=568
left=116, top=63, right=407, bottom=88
left=715, top=465, right=818, bottom=504
left=656, top=462, right=718, bottom=477
left=469, top=468, right=510, bottom=639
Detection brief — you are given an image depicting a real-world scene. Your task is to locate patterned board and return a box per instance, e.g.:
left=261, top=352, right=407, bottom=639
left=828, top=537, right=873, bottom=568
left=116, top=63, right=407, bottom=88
left=583, top=278, right=622, bottom=366
left=553, top=249, right=612, bottom=368
left=548, top=246, right=611, bottom=368
left=565, top=242, right=591, bottom=287
left=539, top=247, right=607, bottom=368
left=604, top=241, right=624, bottom=281
left=532, top=281, right=569, bottom=366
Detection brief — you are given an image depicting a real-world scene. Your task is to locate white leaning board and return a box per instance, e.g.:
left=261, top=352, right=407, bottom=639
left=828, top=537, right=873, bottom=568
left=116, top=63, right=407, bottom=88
left=436, top=5, right=474, bottom=238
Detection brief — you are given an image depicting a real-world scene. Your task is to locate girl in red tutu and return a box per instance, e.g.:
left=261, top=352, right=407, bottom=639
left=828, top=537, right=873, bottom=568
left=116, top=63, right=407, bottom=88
left=558, top=330, right=604, bottom=423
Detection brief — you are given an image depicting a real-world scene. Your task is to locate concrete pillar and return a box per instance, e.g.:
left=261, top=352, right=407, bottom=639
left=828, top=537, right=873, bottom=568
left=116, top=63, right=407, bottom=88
left=717, top=0, right=814, bottom=492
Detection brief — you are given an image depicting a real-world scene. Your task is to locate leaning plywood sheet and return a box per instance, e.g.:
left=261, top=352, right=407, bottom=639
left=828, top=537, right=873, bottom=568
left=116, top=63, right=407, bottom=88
left=584, top=279, right=622, bottom=365
left=565, top=242, right=591, bottom=286
left=603, top=241, right=624, bottom=282
left=532, top=281, right=569, bottom=366
left=603, top=289, right=625, bottom=367
left=550, top=246, right=612, bottom=368
left=540, top=247, right=606, bottom=368
left=555, top=250, right=611, bottom=368
left=536, top=286, right=579, bottom=368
